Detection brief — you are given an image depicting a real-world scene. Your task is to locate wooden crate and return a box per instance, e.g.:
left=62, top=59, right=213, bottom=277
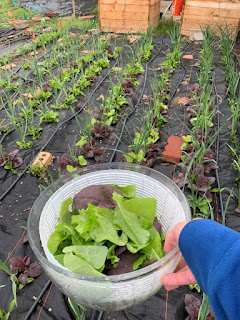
left=98, top=0, right=161, bottom=33
left=181, top=0, right=240, bottom=38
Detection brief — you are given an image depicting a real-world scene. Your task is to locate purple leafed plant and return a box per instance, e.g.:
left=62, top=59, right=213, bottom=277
left=178, top=149, right=218, bottom=199
left=122, top=78, right=134, bottom=95
left=184, top=294, right=215, bottom=320
left=91, top=122, right=113, bottom=139
left=42, top=81, right=53, bottom=93
left=57, top=155, right=89, bottom=171
left=73, top=184, right=122, bottom=210
left=0, top=149, right=23, bottom=168
left=104, top=246, right=139, bottom=276
left=9, top=256, right=43, bottom=285
left=77, top=138, right=103, bottom=163
left=70, top=60, right=78, bottom=69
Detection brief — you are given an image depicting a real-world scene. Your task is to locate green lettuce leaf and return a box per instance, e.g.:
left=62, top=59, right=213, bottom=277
left=56, top=223, right=83, bottom=245
left=63, top=252, right=104, bottom=276
left=59, top=197, right=72, bottom=224
left=88, top=205, right=127, bottom=246
left=106, top=244, right=119, bottom=265
left=111, top=185, right=136, bottom=198
left=54, top=254, right=65, bottom=265
left=133, top=253, right=147, bottom=271
left=123, top=198, right=157, bottom=223
left=141, top=226, right=164, bottom=260
left=63, top=245, right=108, bottom=269
left=47, top=231, right=66, bottom=254
left=72, top=210, right=92, bottom=235
left=112, top=193, right=150, bottom=247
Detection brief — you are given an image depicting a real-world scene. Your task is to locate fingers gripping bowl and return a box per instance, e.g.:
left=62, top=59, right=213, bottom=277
left=27, top=163, right=191, bottom=312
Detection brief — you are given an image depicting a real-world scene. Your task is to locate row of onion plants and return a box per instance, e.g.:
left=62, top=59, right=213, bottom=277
left=219, top=27, right=240, bottom=214
left=178, top=27, right=224, bottom=320
left=178, top=27, right=219, bottom=219
left=120, top=26, right=182, bottom=166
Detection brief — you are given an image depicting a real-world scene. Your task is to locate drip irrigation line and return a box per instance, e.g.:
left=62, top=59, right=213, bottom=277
left=0, top=61, right=117, bottom=201
left=168, top=57, right=187, bottom=106
left=0, top=128, right=14, bottom=144
left=97, top=311, right=104, bottom=320
left=23, top=279, right=51, bottom=320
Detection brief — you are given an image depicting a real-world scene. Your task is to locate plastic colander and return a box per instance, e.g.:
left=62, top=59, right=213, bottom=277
left=27, top=163, right=191, bottom=312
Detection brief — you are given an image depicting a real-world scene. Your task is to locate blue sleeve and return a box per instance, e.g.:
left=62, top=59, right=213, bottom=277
left=179, top=219, right=240, bottom=320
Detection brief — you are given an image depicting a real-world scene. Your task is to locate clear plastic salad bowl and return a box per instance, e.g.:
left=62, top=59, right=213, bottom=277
left=27, top=163, right=191, bottom=312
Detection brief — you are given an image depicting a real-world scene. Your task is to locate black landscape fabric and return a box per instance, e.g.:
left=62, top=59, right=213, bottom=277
left=17, top=0, right=98, bottom=16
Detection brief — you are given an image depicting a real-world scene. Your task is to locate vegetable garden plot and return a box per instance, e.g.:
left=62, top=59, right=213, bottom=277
left=0, top=28, right=239, bottom=320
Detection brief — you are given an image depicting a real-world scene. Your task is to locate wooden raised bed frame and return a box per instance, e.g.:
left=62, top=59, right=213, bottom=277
left=181, top=0, right=240, bottom=38
left=98, top=0, right=161, bottom=34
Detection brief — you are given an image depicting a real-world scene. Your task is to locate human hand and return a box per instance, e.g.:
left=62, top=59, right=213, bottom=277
left=160, top=221, right=197, bottom=291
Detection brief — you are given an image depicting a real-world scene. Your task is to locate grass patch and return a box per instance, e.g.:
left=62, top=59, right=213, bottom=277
left=154, top=17, right=179, bottom=36
left=89, top=6, right=99, bottom=16
left=44, top=17, right=98, bottom=31
left=0, top=0, right=37, bottom=28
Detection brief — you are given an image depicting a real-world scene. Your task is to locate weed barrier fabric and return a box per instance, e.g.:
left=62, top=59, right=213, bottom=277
left=0, top=37, right=240, bottom=319
left=17, top=0, right=98, bottom=16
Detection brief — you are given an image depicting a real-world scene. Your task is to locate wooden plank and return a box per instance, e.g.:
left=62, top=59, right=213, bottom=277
left=99, top=0, right=156, bottom=5
left=99, top=0, right=160, bottom=4
left=182, top=15, right=239, bottom=25
left=99, top=11, right=149, bottom=20
left=103, top=26, right=149, bottom=33
left=184, top=6, right=240, bottom=19
left=99, top=3, right=149, bottom=13
left=183, top=0, right=240, bottom=10
left=181, top=21, right=238, bottom=33
left=181, top=26, right=238, bottom=38
left=100, top=19, right=149, bottom=28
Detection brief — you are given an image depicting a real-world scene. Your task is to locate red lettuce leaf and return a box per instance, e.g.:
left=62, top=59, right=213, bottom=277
left=73, top=185, right=122, bottom=210
left=105, top=249, right=139, bottom=275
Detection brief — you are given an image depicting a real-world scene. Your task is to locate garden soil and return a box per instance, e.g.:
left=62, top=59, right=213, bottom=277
left=0, top=36, right=239, bottom=319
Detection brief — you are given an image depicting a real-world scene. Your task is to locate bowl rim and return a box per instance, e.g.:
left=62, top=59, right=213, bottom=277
left=27, top=163, right=191, bottom=282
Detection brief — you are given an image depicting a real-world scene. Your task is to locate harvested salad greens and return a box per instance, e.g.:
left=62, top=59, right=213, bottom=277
left=47, top=184, right=165, bottom=276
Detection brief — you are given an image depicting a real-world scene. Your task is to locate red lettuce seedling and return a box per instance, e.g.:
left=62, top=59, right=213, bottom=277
left=0, top=149, right=23, bottom=169
left=91, top=122, right=113, bottom=139
left=77, top=138, right=103, bottom=163
left=73, top=185, right=122, bottom=210
left=9, top=256, right=43, bottom=285
left=58, top=154, right=89, bottom=171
